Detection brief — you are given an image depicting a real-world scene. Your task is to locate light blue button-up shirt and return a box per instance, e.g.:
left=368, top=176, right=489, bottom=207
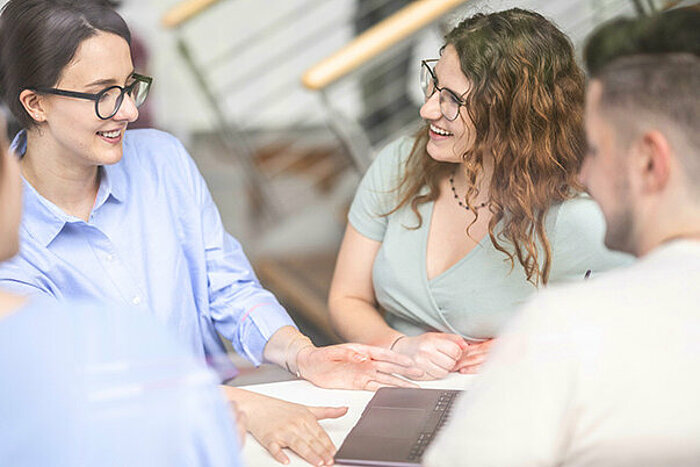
left=0, top=298, right=243, bottom=466
left=1, top=129, right=296, bottom=379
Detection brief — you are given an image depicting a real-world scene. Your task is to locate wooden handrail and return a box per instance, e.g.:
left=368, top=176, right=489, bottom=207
left=302, top=0, right=470, bottom=91
left=161, top=0, right=225, bottom=29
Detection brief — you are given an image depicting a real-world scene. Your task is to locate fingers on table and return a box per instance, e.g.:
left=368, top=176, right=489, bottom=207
left=369, top=371, right=419, bottom=389
left=455, top=358, right=486, bottom=373
left=454, top=351, right=488, bottom=373
left=263, top=419, right=336, bottom=466
left=296, top=419, right=336, bottom=466
left=371, top=360, right=424, bottom=379
left=425, top=364, right=451, bottom=380
left=321, top=346, right=367, bottom=364
left=307, top=405, right=348, bottom=420
left=353, top=344, right=415, bottom=367
left=365, top=378, right=418, bottom=391
left=460, top=347, right=490, bottom=365
left=265, top=441, right=290, bottom=465
left=287, top=430, right=334, bottom=466
left=414, top=354, right=455, bottom=380
left=423, top=349, right=457, bottom=371
left=411, top=337, right=466, bottom=379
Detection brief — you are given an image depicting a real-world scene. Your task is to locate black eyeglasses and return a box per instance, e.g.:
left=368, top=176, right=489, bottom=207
left=31, top=73, right=153, bottom=120
left=420, top=59, right=467, bottom=121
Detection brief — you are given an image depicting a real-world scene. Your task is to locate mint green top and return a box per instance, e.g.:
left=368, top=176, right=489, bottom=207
left=348, top=137, right=633, bottom=340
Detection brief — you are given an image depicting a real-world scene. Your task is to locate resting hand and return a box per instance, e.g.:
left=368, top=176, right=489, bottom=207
left=391, top=332, right=468, bottom=380
left=226, top=388, right=347, bottom=466
left=297, top=343, right=423, bottom=390
left=452, top=338, right=495, bottom=374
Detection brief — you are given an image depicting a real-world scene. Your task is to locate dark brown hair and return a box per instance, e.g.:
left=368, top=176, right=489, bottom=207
left=596, top=55, right=700, bottom=178
left=389, top=8, right=585, bottom=285
left=584, top=6, right=700, bottom=77
left=584, top=7, right=700, bottom=179
left=0, top=0, right=131, bottom=129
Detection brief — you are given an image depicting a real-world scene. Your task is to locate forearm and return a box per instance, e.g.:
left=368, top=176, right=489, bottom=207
left=328, top=296, right=403, bottom=348
left=262, top=325, right=314, bottom=374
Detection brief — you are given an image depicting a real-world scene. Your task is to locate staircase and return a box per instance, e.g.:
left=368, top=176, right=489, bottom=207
left=162, top=0, right=678, bottom=343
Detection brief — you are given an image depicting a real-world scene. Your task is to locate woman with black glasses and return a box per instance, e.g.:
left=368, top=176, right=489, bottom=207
left=328, top=8, right=632, bottom=380
left=0, top=113, right=244, bottom=467
left=0, top=1, right=419, bottom=465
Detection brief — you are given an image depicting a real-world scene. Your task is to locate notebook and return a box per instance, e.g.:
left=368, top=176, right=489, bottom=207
left=334, top=387, right=463, bottom=466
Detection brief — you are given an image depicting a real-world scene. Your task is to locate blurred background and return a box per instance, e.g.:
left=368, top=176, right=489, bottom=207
left=1, top=0, right=689, bottom=382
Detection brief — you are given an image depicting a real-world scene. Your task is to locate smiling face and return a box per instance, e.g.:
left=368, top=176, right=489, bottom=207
left=35, top=31, right=138, bottom=168
left=419, top=45, right=476, bottom=164
left=580, top=80, right=637, bottom=254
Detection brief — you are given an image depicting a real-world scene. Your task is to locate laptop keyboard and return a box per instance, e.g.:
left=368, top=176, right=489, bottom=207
left=407, top=391, right=459, bottom=461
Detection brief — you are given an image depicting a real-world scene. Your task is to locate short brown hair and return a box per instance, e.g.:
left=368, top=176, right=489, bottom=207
left=595, top=54, right=700, bottom=180
left=584, top=7, right=700, bottom=181
left=584, top=6, right=700, bottom=77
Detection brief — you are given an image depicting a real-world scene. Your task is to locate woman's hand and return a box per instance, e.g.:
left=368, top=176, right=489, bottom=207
left=222, top=387, right=346, bottom=466
left=297, top=343, right=424, bottom=390
left=391, top=332, right=468, bottom=380
left=452, top=338, right=495, bottom=374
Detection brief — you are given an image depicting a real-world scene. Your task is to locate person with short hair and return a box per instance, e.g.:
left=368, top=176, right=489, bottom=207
left=424, top=8, right=700, bottom=466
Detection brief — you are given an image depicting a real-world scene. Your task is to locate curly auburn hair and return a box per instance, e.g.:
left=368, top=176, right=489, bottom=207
left=389, top=8, right=586, bottom=285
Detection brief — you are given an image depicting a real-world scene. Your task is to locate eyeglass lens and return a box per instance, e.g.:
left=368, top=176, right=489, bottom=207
left=420, top=62, right=460, bottom=121
left=97, top=80, right=150, bottom=119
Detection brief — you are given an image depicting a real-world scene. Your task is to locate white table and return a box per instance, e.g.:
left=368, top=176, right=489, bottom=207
left=239, top=373, right=476, bottom=466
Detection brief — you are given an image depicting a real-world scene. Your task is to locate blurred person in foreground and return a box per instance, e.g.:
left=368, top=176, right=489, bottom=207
left=329, top=8, right=630, bottom=380
left=0, top=1, right=421, bottom=465
left=0, top=113, right=244, bottom=466
left=425, top=8, right=700, bottom=466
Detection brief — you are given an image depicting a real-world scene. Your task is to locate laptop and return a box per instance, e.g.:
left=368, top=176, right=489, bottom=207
left=334, top=388, right=463, bottom=466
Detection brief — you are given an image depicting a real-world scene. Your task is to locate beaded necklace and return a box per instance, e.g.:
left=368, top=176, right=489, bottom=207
left=448, top=170, right=488, bottom=211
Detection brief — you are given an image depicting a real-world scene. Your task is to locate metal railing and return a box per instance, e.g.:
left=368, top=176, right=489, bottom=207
left=162, top=0, right=430, bottom=224
left=161, top=0, right=681, bottom=225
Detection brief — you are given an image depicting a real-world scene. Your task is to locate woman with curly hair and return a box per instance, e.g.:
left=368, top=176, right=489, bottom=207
left=328, top=8, right=631, bottom=379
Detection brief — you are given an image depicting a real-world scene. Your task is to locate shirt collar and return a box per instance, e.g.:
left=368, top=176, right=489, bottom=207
left=11, top=130, right=128, bottom=246
left=21, top=180, right=70, bottom=247
left=99, top=161, right=126, bottom=205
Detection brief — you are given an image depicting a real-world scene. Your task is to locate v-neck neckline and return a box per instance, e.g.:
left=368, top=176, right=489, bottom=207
left=422, top=199, right=490, bottom=284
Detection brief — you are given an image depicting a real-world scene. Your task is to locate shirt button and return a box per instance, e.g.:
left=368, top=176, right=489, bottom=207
left=132, top=296, right=142, bottom=305
left=106, top=254, right=114, bottom=262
